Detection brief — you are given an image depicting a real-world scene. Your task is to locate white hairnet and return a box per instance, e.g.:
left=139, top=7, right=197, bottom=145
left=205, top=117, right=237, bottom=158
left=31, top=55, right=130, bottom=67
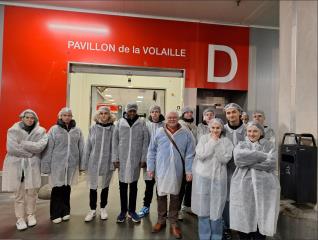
left=253, top=110, right=266, bottom=118
left=224, top=103, right=243, bottom=113
left=246, top=121, right=265, bottom=136
left=182, top=106, right=194, bottom=114
left=58, top=107, right=72, bottom=119
left=19, top=109, right=39, bottom=121
left=94, top=106, right=116, bottom=123
left=203, top=108, right=215, bottom=116
left=208, top=118, right=225, bottom=131
left=19, top=109, right=39, bottom=124
left=125, top=103, right=138, bottom=112
left=149, top=105, right=161, bottom=113
left=97, top=106, right=110, bottom=114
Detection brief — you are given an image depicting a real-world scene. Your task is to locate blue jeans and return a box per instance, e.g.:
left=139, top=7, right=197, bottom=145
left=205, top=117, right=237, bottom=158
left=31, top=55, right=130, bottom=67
left=198, top=217, right=223, bottom=240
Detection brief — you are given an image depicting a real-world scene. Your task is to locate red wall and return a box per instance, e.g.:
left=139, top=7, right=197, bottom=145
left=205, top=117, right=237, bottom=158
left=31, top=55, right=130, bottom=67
left=0, top=6, right=249, bottom=168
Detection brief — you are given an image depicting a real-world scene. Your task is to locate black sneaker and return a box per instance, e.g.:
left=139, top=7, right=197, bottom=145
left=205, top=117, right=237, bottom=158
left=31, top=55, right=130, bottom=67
left=116, top=212, right=126, bottom=223
left=223, top=229, right=232, bottom=240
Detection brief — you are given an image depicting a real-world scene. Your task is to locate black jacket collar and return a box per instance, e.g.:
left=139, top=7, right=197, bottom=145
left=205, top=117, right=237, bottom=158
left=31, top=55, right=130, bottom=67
left=57, top=119, right=76, bottom=132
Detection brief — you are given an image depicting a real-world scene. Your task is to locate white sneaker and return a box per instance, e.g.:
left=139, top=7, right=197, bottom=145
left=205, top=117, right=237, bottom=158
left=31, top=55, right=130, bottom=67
left=62, top=215, right=70, bottom=221
left=100, top=208, right=108, bottom=220
left=52, top=217, right=62, bottom=224
left=84, top=210, right=96, bottom=222
left=27, top=214, right=37, bottom=227
left=178, top=211, right=184, bottom=221
left=16, top=218, right=28, bottom=231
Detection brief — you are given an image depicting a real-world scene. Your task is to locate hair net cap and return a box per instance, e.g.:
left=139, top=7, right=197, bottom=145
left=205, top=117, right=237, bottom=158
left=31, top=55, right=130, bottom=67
left=19, top=109, right=39, bottom=123
left=98, top=106, right=111, bottom=114
left=182, top=106, right=194, bottom=114
left=149, top=105, right=161, bottom=113
left=253, top=110, right=266, bottom=118
left=125, top=103, right=138, bottom=112
left=208, top=118, right=224, bottom=130
left=203, top=108, right=215, bottom=116
left=58, top=107, right=72, bottom=118
left=224, top=103, right=243, bottom=113
left=246, top=121, right=265, bottom=136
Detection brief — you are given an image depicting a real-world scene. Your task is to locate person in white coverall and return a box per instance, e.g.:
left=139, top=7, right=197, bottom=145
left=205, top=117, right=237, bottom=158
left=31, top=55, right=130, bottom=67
left=81, top=107, right=116, bottom=222
left=41, top=107, right=84, bottom=224
left=2, top=109, right=48, bottom=230
left=147, top=111, right=195, bottom=239
left=192, top=118, right=233, bottom=240
left=230, top=121, right=280, bottom=240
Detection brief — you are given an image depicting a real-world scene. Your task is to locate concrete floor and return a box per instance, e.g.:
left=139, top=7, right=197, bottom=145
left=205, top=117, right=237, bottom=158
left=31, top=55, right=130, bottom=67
left=0, top=173, right=317, bottom=240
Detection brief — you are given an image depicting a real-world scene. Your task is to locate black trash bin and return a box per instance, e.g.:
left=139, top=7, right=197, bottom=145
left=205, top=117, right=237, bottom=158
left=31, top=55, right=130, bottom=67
left=280, top=133, right=317, bottom=204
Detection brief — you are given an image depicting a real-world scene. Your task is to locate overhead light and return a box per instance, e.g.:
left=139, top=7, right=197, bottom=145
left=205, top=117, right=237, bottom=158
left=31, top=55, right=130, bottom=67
left=48, top=23, right=109, bottom=35
left=105, top=94, right=112, bottom=97
left=137, top=96, right=144, bottom=99
left=136, top=100, right=142, bottom=103
left=109, top=99, right=115, bottom=102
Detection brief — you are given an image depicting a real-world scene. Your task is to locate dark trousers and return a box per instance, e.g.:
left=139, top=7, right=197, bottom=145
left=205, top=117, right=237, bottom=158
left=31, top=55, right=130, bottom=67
left=178, top=178, right=192, bottom=209
left=143, top=179, right=156, bottom=208
left=50, top=185, right=71, bottom=220
left=222, top=200, right=230, bottom=230
left=119, top=181, right=138, bottom=213
left=157, top=194, right=179, bottom=224
left=238, top=228, right=266, bottom=240
left=89, top=187, right=109, bottom=210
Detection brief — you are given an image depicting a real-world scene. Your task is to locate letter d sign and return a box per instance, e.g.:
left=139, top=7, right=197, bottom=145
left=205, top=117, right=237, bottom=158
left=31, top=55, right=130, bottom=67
left=207, top=44, right=238, bottom=83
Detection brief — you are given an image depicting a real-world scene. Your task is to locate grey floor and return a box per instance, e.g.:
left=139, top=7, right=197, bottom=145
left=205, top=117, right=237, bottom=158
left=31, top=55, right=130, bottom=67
left=0, top=173, right=317, bottom=240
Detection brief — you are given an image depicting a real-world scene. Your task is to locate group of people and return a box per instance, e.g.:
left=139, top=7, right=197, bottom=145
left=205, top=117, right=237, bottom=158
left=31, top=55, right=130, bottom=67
left=1, top=102, right=280, bottom=240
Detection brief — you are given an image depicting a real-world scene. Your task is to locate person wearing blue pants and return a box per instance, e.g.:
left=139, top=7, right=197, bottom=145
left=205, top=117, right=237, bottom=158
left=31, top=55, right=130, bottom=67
left=192, top=118, right=234, bottom=240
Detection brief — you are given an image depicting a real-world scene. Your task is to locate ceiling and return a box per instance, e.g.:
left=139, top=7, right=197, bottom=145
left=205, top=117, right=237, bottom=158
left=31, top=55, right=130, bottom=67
left=2, top=0, right=279, bottom=28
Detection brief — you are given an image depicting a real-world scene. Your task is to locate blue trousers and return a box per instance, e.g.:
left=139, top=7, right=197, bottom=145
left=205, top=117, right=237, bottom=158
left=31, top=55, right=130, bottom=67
left=198, top=217, right=223, bottom=240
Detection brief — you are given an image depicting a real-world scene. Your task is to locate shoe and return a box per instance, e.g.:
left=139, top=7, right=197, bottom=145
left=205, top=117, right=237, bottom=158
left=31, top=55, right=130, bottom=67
left=100, top=208, right=108, bottom=220
left=116, top=212, right=126, bottom=223
left=62, top=215, right=70, bottom=221
left=170, top=224, right=182, bottom=239
left=16, top=218, right=27, bottom=231
left=223, top=229, right=232, bottom=240
left=84, top=210, right=96, bottom=222
left=152, top=222, right=166, bottom=233
left=52, top=217, right=62, bottom=224
left=128, top=212, right=141, bottom=223
left=138, top=206, right=150, bottom=218
left=27, top=214, right=37, bottom=227
left=178, top=211, right=184, bottom=221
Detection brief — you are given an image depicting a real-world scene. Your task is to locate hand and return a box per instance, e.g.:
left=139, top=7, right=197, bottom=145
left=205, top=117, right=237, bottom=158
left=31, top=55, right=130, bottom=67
left=186, top=173, right=192, bottom=182
left=211, top=133, right=220, bottom=141
left=113, top=161, right=120, bottom=169
left=25, top=152, right=33, bottom=158
left=139, top=161, right=147, bottom=168
left=147, top=171, right=154, bottom=179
